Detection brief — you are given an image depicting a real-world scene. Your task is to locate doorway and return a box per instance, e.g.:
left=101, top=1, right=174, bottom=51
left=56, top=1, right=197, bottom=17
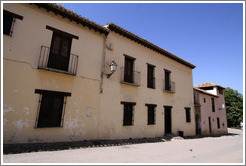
left=196, top=114, right=201, bottom=135
left=164, top=106, right=172, bottom=135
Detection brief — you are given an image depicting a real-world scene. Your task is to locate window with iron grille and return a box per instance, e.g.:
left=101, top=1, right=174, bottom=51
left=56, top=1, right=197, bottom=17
left=121, top=102, right=136, bottom=126
left=48, top=31, right=73, bottom=71
left=35, top=89, right=71, bottom=128
left=185, top=107, right=191, bottom=123
left=164, top=69, right=171, bottom=91
left=124, top=56, right=135, bottom=83
left=146, top=104, right=156, bottom=125
left=147, top=64, right=155, bottom=89
left=42, top=26, right=79, bottom=73
left=3, top=10, right=23, bottom=36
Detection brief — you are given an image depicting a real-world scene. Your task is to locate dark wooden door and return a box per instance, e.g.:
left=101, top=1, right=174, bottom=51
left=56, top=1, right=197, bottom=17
left=165, top=107, right=172, bottom=134
left=48, top=32, right=72, bottom=71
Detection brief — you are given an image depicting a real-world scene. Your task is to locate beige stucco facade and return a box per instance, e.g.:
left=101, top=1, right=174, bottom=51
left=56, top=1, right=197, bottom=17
left=194, top=84, right=228, bottom=136
left=99, top=31, right=196, bottom=139
left=3, top=3, right=196, bottom=144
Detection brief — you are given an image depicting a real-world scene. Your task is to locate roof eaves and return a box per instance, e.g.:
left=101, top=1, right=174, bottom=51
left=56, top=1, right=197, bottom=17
left=195, top=81, right=225, bottom=89
left=105, top=23, right=196, bottom=69
left=31, top=3, right=109, bottom=35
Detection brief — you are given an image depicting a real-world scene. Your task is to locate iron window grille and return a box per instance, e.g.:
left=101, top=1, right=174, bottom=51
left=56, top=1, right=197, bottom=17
left=38, top=46, right=79, bottom=75
left=35, top=89, right=71, bottom=128
left=164, top=69, right=175, bottom=93
left=120, top=67, right=141, bottom=86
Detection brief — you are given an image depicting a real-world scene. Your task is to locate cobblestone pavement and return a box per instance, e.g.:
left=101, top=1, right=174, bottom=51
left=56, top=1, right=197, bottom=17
left=2, top=128, right=244, bottom=164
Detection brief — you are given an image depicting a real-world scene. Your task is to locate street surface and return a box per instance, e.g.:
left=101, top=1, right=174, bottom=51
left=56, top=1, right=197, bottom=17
left=2, top=128, right=244, bottom=164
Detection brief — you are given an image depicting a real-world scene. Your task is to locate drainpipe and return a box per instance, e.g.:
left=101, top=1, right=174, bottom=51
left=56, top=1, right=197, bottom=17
left=97, top=34, right=107, bottom=140
left=100, top=36, right=107, bottom=93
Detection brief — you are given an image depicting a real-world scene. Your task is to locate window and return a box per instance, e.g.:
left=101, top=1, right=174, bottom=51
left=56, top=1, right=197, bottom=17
left=200, top=86, right=213, bottom=90
left=211, top=98, right=215, bottom=112
left=185, top=107, right=191, bottom=123
left=218, top=88, right=224, bottom=95
left=204, top=98, right=206, bottom=103
left=124, top=56, right=135, bottom=83
left=42, top=26, right=79, bottom=73
left=146, top=104, right=156, bottom=125
left=3, top=10, right=23, bottom=36
left=121, top=102, right=136, bottom=126
left=48, top=31, right=73, bottom=71
left=164, top=69, right=171, bottom=91
left=35, top=89, right=71, bottom=128
left=217, top=118, right=220, bottom=129
left=147, top=64, right=155, bottom=89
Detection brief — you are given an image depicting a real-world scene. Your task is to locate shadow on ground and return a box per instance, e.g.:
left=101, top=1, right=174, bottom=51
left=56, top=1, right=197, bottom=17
left=3, top=137, right=170, bottom=154
left=4, top=129, right=241, bottom=154
left=183, top=131, right=240, bottom=140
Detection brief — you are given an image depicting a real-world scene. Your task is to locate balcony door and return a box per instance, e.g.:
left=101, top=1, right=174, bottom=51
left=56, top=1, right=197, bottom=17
left=165, top=70, right=171, bottom=91
left=48, top=32, right=72, bottom=71
left=164, top=106, right=172, bottom=135
left=124, top=56, right=134, bottom=83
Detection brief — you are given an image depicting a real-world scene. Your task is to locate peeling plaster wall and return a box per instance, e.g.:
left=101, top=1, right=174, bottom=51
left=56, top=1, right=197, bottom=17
left=3, top=3, right=104, bottom=144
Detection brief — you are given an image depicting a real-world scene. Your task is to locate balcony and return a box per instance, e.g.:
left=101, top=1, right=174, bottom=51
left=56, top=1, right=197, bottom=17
left=163, top=81, right=175, bottom=93
left=38, top=46, right=79, bottom=75
left=120, top=67, right=141, bottom=86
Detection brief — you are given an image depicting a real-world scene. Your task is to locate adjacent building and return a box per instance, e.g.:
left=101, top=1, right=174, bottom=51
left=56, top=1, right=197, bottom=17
left=194, top=82, right=228, bottom=136
left=3, top=3, right=196, bottom=144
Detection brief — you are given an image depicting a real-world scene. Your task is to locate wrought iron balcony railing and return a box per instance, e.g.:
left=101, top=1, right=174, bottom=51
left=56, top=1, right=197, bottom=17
left=38, top=46, right=79, bottom=75
left=164, top=81, right=175, bottom=93
left=120, top=67, right=141, bottom=86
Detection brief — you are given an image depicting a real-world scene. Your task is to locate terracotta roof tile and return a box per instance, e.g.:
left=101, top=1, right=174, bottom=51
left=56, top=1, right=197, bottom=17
left=31, top=3, right=109, bottom=35
left=195, top=81, right=224, bottom=89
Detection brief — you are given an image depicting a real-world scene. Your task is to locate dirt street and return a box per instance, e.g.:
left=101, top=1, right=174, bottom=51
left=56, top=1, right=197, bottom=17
left=2, top=128, right=244, bottom=164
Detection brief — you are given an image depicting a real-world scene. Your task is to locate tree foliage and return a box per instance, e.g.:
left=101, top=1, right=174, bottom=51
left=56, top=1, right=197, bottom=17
left=224, top=87, right=243, bottom=127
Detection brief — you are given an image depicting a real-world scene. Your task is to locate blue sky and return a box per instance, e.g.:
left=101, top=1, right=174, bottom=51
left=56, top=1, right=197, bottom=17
left=60, top=3, right=243, bottom=94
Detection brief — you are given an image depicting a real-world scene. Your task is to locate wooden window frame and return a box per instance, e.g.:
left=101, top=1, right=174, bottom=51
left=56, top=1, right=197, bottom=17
left=123, top=55, right=135, bottom=84
left=121, top=101, right=136, bottom=126
left=164, top=69, right=171, bottom=91
left=3, top=10, right=23, bottom=36
left=147, top=64, right=155, bottom=89
left=35, top=89, right=71, bottom=128
left=146, top=104, right=157, bottom=125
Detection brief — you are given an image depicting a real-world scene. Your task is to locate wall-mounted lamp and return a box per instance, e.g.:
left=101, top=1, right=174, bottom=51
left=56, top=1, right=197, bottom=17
left=103, top=60, right=117, bottom=78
